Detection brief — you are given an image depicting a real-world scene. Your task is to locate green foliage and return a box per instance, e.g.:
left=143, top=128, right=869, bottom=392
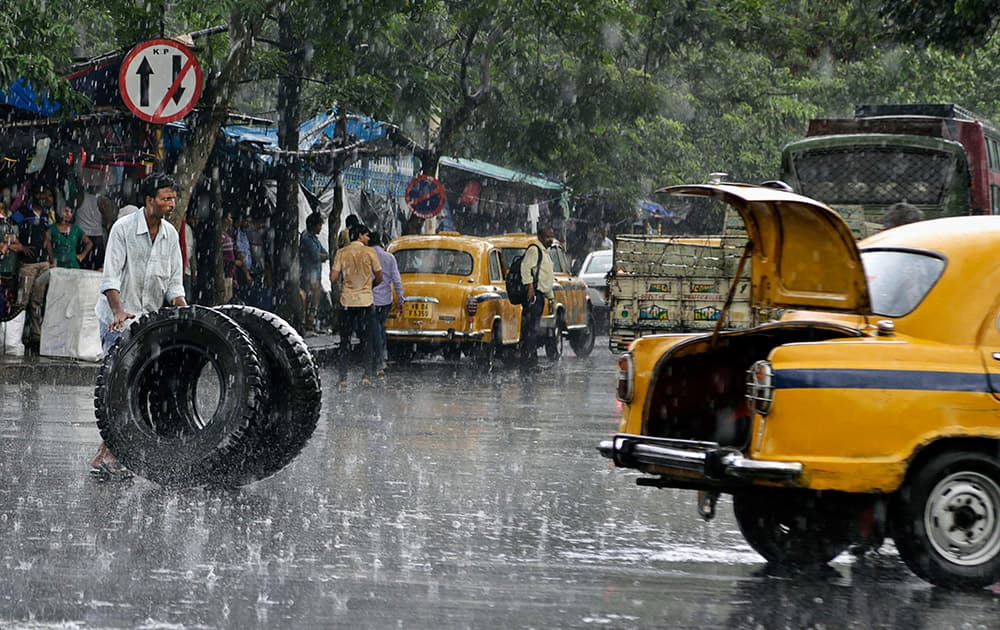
left=881, top=0, right=1000, bottom=53
left=6, top=0, right=1000, bottom=232
left=0, top=0, right=86, bottom=107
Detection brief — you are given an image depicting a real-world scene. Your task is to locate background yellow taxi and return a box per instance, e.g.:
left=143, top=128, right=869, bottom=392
left=386, top=233, right=520, bottom=365
left=487, top=233, right=595, bottom=358
left=599, top=183, right=1000, bottom=588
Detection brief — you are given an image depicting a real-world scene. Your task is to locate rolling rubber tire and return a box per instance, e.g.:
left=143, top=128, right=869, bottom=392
left=215, top=305, right=322, bottom=486
left=94, top=306, right=268, bottom=488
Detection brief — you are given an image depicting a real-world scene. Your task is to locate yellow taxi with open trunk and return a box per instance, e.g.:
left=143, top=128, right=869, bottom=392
left=598, top=182, right=1000, bottom=588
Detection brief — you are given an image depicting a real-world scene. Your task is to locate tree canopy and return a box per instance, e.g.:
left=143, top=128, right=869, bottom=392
left=3, top=0, right=1000, bottom=230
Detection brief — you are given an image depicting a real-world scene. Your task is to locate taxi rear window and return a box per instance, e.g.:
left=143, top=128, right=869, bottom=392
left=862, top=249, right=945, bottom=317
left=396, top=248, right=474, bottom=275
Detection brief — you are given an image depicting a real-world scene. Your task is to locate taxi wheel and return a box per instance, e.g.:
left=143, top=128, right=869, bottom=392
left=733, top=490, right=851, bottom=567
left=891, top=450, right=1000, bottom=588
left=388, top=342, right=414, bottom=364
left=568, top=311, right=596, bottom=358
left=543, top=312, right=566, bottom=361
left=474, top=322, right=501, bottom=373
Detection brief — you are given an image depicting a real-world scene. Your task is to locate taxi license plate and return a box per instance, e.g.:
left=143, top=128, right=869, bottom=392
left=405, top=302, right=432, bottom=319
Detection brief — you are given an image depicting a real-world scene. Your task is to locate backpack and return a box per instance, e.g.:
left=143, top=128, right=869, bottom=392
left=505, top=243, right=542, bottom=305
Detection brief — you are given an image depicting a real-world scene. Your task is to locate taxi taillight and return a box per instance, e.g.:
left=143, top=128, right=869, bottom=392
left=466, top=295, right=478, bottom=315
left=745, top=359, right=774, bottom=415
left=616, top=353, right=634, bottom=402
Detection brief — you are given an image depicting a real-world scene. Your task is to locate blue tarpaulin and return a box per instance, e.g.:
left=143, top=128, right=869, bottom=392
left=638, top=199, right=668, bottom=216
left=221, top=110, right=389, bottom=151
left=0, top=79, right=61, bottom=116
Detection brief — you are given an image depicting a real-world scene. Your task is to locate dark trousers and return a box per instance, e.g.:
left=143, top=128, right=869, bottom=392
left=339, top=305, right=374, bottom=380
left=520, top=295, right=544, bottom=364
left=81, top=235, right=106, bottom=270
left=371, top=304, right=391, bottom=372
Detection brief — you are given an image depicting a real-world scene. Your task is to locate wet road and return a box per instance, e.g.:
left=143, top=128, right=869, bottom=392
left=1, top=340, right=997, bottom=628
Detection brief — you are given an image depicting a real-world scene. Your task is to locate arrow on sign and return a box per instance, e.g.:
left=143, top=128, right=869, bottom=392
left=137, top=58, right=154, bottom=107
left=171, top=55, right=186, bottom=105
left=119, top=38, right=204, bottom=124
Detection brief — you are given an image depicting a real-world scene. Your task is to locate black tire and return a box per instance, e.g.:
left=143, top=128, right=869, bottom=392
left=544, top=314, right=563, bottom=359
left=733, top=490, right=851, bottom=567
left=215, top=305, right=321, bottom=486
left=568, top=310, right=596, bottom=358
left=388, top=342, right=414, bottom=364
left=473, top=321, right=500, bottom=374
left=94, top=306, right=268, bottom=488
left=442, top=344, right=462, bottom=361
left=891, top=450, right=1000, bottom=588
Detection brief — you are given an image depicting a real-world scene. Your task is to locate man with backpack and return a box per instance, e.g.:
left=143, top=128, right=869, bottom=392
left=518, top=225, right=555, bottom=370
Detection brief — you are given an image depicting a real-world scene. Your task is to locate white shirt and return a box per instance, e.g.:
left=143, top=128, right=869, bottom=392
left=95, top=209, right=185, bottom=326
left=519, top=242, right=555, bottom=298
left=183, top=223, right=196, bottom=276
left=75, top=193, right=104, bottom=236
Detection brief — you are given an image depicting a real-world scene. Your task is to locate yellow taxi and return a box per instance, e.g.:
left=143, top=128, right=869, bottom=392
left=598, top=182, right=1000, bottom=588
left=385, top=233, right=521, bottom=364
left=486, top=233, right=595, bottom=358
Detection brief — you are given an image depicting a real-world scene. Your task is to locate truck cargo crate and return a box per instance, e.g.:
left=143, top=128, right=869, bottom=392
left=609, top=234, right=761, bottom=350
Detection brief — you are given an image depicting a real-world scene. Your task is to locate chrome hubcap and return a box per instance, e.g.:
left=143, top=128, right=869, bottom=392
left=924, top=471, right=1000, bottom=566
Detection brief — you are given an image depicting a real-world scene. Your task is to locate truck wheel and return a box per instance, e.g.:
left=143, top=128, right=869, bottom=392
left=891, top=450, right=1000, bottom=588
left=733, top=490, right=850, bottom=566
left=568, top=311, right=596, bottom=358
left=215, top=305, right=321, bottom=486
left=94, top=306, right=268, bottom=488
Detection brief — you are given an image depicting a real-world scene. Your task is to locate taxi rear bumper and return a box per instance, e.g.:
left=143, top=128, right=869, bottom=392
left=386, top=328, right=485, bottom=340
left=598, top=433, right=803, bottom=482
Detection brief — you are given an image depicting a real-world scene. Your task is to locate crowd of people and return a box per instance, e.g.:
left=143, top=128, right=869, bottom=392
left=0, top=173, right=411, bottom=388
left=0, top=182, right=116, bottom=351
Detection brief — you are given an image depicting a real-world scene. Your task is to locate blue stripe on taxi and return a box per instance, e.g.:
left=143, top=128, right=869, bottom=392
left=774, top=368, right=989, bottom=393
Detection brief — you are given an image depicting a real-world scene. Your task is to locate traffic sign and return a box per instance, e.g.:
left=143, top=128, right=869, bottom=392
left=405, top=175, right=447, bottom=219
left=119, top=38, right=203, bottom=124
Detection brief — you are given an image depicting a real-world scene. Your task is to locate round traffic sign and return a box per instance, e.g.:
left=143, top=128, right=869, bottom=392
left=405, top=175, right=447, bottom=219
left=119, top=38, right=203, bottom=124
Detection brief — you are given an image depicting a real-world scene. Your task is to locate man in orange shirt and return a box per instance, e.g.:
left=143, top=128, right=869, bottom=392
left=330, top=223, right=382, bottom=386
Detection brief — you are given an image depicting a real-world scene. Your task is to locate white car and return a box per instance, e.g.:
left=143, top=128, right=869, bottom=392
left=577, top=248, right=612, bottom=334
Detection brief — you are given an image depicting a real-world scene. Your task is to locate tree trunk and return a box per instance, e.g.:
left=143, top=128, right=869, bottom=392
left=166, top=9, right=263, bottom=234
left=273, top=3, right=306, bottom=328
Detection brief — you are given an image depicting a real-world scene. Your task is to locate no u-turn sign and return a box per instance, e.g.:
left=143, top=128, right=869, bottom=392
left=119, top=38, right=203, bottom=124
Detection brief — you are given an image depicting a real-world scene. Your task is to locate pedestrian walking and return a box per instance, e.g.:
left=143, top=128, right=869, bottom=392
left=89, top=173, right=187, bottom=481
left=330, top=223, right=381, bottom=386
left=519, top=225, right=555, bottom=370
left=369, top=231, right=403, bottom=379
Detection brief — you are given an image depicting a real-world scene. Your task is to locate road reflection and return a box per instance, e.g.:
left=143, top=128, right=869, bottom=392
left=0, top=345, right=996, bottom=628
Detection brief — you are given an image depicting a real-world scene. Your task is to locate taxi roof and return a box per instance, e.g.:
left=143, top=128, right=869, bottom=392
left=388, top=233, right=494, bottom=256
left=485, top=233, right=564, bottom=247
left=861, top=215, right=1000, bottom=256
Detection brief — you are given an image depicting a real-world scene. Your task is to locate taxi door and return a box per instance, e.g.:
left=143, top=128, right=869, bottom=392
left=549, top=244, right=588, bottom=327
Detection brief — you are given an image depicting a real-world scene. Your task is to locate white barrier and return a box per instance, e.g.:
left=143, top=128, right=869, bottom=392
left=39, top=268, right=103, bottom=362
left=0, top=311, right=25, bottom=356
